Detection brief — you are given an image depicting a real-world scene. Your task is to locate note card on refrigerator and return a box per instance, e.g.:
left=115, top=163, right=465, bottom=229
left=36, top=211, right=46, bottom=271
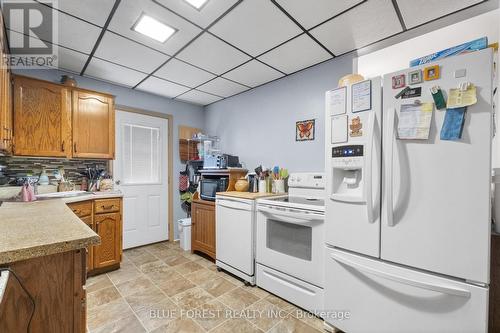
left=398, top=103, right=434, bottom=140
left=328, top=87, right=347, bottom=115
left=331, top=115, right=348, bottom=143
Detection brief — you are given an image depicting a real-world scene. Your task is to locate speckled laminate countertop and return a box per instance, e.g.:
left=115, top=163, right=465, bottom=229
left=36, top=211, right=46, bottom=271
left=0, top=193, right=121, bottom=265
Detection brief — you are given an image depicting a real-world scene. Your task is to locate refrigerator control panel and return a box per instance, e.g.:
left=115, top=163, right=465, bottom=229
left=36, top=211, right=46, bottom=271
left=332, top=145, right=364, bottom=158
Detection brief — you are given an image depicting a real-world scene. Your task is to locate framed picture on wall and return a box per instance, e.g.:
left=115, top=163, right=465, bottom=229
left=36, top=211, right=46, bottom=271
left=296, top=119, right=315, bottom=141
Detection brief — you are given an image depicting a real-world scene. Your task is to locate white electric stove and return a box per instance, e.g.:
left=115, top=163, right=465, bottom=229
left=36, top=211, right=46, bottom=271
left=256, top=172, right=325, bottom=314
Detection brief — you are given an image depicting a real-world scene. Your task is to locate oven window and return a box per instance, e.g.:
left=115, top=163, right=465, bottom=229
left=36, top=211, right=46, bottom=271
left=266, top=219, right=312, bottom=261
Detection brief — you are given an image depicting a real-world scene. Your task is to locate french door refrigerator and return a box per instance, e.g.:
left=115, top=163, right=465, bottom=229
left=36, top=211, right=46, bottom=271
left=324, top=48, right=494, bottom=333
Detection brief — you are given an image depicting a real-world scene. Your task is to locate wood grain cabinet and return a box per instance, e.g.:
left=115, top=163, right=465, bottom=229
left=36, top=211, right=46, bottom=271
left=67, top=197, right=122, bottom=275
left=11, top=75, right=115, bottom=159
left=13, top=76, right=72, bottom=157
left=0, top=13, right=13, bottom=154
left=72, top=90, right=115, bottom=159
left=191, top=199, right=216, bottom=259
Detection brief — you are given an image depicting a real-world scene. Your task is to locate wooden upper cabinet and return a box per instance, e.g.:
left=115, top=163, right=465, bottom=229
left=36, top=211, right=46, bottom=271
left=13, top=76, right=71, bottom=157
left=72, top=90, right=115, bottom=159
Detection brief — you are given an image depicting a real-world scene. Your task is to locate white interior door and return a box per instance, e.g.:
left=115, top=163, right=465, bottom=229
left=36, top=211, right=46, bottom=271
left=114, top=110, right=169, bottom=249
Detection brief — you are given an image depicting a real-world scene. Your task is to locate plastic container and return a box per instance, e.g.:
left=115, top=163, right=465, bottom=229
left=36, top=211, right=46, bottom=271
left=492, top=169, right=500, bottom=234
left=178, top=218, right=192, bottom=251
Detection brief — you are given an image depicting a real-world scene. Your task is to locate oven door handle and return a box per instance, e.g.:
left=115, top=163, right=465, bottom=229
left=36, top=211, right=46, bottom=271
left=259, top=206, right=323, bottom=224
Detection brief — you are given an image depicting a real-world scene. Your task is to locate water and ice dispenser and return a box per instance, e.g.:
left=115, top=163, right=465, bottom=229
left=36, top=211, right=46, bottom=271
left=330, top=144, right=366, bottom=202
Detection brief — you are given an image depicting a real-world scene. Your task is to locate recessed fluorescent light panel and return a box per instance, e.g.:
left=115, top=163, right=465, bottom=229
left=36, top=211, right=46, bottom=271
left=184, top=0, right=209, bottom=10
left=132, top=14, right=176, bottom=43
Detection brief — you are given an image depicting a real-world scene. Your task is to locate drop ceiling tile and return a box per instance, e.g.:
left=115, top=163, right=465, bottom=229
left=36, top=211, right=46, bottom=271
left=108, top=0, right=201, bottom=55
left=222, top=60, right=283, bottom=87
left=197, top=77, right=248, bottom=98
left=94, top=32, right=169, bottom=73
left=136, top=76, right=190, bottom=98
left=258, top=35, right=331, bottom=74
left=274, top=0, right=364, bottom=29
left=55, top=0, right=115, bottom=27
left=154, top=58, right=215, bottom=88
left=7, top=30, right=88, bottom=73
left=176, top=33, right=250, bottom=75
left=85, top=58, right=148, bottom=87
left=176, top=90, right=222, bottom=105
left=154, top=0, right=239, bottom=28
left=209, top=0, right=301, bottom=56
left=5, top=5, right=101, bottom=54
left=396, top=0, right=483, bottom=28
left=310, top=0, right=402, bottom=55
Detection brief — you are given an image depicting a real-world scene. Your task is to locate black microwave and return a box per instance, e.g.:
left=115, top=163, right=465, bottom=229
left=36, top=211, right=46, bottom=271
left=200, top=178, right=229, bottom=201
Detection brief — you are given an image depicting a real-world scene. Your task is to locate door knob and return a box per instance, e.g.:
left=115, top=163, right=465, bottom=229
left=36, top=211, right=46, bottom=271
left=115, top=180, right=121, bottom=185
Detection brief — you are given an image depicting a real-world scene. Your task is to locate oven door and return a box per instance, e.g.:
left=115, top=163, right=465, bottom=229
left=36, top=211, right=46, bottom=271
left=256, top=204, right=324, bottom=287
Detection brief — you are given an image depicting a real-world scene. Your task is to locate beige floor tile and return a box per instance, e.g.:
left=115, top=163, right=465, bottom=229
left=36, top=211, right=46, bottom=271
left=87, top=298, right=134, bottom=331
left=264, top=294, right=295, bottom=313
left=218, top=271, right=245, bottom=287
left=193, top=299, right=229, bottom=331
left=87, top=286, right=121, bottom=310
left=91, top=314, right=146, bottom=333
left=172, top=287, right=214, bottom=310
left=150, top=318, right=205, bottom=333
left=124, top=247, right=149, bottom=259
left=107, top=264, right=142, bottom=285
left=115, top=275, right=155, bottom=297
left=289, top=309, right=325, bottom=332
left=125, top=286, right=167, bottom=312
left=268, top=316, right=322, bottom=333
left=146, top=265, right=183, bottom=285
left=246, top=299, right=283, bottom=332
left=135, top=298, right=180, bottom=332
left=175, top=261, right=204, bottom=275
left=139, top=260, right=170, bottom=274
left=148, top=247, right=173, bottom=259
left=86, top=274, right=113, bottom=293
left=157, top=276, right=197, bottom=297
left=185, top=268, right=218, bottom=285
left=128, top=252, right=159, bottom=266
left=164, top=254, right=191, bottom=267
left=200, top=277, right=237, bottom=297
left=242, top=285, right=270, bottom=299
left=217, top=287, right=260, bottom=311
left=210, top=318, right=263, bottom=333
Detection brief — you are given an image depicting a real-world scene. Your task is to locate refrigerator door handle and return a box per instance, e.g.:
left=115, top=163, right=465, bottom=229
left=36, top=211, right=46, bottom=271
left=365, top=111, right=376, bottom=223
left=331, top=252, right=471, bottom=298
left=386, top=107, right=395, bottom=227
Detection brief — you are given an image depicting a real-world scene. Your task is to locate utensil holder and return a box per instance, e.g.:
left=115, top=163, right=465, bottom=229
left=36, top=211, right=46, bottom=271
left=258, top=180, right=267, bottom=193
left=273, top=179, right=285, bottom=193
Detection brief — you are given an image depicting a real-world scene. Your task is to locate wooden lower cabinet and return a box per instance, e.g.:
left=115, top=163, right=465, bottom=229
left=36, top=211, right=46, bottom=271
left=0, top=250, right=86, bottom=333
left=94, top=212, right=121, bottom=269
left=67, top=197, right=122, bottom=275
left=191, top=199, right=216, bottom=259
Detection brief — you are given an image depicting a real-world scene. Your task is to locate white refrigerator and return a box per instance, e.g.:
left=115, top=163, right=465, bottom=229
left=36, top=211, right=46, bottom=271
left=324, top=48, right=494, bottom=333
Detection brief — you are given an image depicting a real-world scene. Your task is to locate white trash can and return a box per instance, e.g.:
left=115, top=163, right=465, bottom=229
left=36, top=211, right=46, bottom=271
left=178, top=218, right=192, bottom=251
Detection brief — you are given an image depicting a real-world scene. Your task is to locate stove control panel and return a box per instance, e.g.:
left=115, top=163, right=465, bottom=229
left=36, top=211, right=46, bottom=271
left=288, top=173, right=325, bottom=189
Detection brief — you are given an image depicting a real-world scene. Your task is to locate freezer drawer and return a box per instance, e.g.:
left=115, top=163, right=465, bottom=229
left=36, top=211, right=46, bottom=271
left=256, top=263, right=324, bottom=315
left=325, top=247, right=488, bottom=333
left=216, top=197, right=255, bottom=275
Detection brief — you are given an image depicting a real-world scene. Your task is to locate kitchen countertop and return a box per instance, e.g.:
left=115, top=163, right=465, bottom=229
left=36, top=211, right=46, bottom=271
left=0, top=192, right=121, bottom=265
left=216, top=191, right=285, bottom=200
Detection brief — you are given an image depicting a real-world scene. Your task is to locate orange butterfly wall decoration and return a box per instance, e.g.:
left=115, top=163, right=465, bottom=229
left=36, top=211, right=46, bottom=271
left=296, top=119, right=315, bottom=141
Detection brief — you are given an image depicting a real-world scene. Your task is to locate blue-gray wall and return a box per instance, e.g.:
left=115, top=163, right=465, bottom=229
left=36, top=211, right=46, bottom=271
left=204, top=54, right=355, bottom=173
left=14, top=69, right=205, bottom=240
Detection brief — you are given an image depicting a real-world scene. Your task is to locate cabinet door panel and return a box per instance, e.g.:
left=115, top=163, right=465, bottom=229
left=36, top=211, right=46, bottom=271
left=13, top=76, right=71, bottom=157
left=80, top=215, right=93, bottom=272
left=192, top=202, right=216, bottom=259
left=72, top=91, right=114, bottom=159
left=93, top=212, right=121, bottom=268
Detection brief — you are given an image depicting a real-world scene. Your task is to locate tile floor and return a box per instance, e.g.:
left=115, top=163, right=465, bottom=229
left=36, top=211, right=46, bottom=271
left=86, top=241, right=325, bottom=333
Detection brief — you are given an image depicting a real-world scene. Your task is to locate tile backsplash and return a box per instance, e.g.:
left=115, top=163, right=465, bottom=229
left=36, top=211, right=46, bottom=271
left=0, top=157, right=109, bottom=184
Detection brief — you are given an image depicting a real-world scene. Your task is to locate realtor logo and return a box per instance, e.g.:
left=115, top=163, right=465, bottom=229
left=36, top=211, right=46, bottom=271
left=2, top=0, right=58, bottom=69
